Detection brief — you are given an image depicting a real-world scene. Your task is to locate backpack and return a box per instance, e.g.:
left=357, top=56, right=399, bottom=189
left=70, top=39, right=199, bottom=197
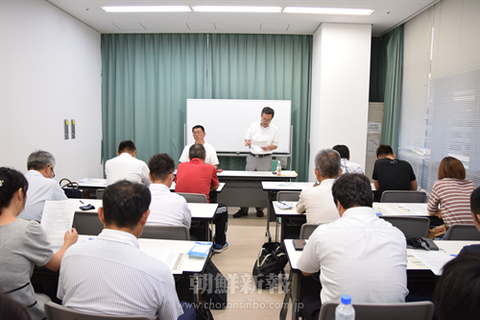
left=252, top=242, right=288, bottom=290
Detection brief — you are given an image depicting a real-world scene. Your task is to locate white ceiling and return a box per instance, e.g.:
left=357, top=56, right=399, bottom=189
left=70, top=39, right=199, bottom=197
left=45, top=0, right=439, bottom=36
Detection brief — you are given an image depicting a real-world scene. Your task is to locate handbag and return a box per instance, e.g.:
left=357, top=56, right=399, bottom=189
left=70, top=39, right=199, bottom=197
left=59, top=178, right=84, bottom=199
left=252, top=242, right=288, bottom=290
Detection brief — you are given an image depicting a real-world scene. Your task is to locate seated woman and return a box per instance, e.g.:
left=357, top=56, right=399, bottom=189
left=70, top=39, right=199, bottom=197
left=0, top=167, right=78, bottom=320
left=427, top=157, right=476, bottom=227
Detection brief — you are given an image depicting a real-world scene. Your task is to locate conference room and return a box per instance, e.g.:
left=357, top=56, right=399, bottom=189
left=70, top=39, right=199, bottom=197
left=1, top=0, right=479, bottom=319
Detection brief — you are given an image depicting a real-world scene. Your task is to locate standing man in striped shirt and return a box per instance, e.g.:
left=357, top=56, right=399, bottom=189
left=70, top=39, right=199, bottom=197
left=57, top=180, right=194, bottom=320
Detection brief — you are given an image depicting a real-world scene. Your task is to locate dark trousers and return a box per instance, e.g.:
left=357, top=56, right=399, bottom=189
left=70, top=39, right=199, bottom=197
left=213, top=204, right=228, bottom=245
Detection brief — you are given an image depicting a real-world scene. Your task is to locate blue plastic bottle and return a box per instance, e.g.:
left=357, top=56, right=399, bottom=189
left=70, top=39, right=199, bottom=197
left=335, top=295, right=355, bottom=320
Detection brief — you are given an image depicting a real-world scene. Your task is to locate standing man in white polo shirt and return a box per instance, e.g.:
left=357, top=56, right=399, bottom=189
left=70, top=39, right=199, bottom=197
left=179, top=125, right=219, bottom=169
left=105, top=140, right=150, bottom=187
left=234, top=107, right=279, bottom=218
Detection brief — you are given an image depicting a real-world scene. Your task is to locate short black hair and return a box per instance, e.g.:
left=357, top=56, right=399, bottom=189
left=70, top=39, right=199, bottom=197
left=102, top=180, right=151, bottom=229
left=315, top=149, right=341, bottom=178
left=118, top=140, right=136, bottom=154
left=192, top=125, right=205, bottom=133
left=332, top=173, right=373, bottom=209
left=0, top=167, right=28, bottom=215
left=148, top=153, right=175, bottom=182
left=189, top=143, right=206, bottom=160
left=261, top=106, right=275, bottom=118
left=434, top=252, right=480, bottom=320
left=376, top=144, right=394, bottom=158
left=332, top=145, right=350, bottom=159
left=471, top=187, right=480, bottom=223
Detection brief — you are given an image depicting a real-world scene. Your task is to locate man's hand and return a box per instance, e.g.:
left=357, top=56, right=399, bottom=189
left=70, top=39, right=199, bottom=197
left=64, top=228, right=78, bottom=246
left=245, top=139, right=252, bottom=147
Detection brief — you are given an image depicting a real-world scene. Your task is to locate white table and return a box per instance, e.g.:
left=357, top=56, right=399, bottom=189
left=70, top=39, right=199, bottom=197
left=282, top=239, right=480, bottom=320
left=77, top=178, right=107, bottom=188
left=170, top=181, right=226, bottom=192
left=72, top=199, right=218, bottom=240
left=373, top=202, right=429, bottom=216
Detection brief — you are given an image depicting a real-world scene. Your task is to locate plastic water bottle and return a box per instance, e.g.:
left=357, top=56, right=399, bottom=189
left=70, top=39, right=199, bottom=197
left=335, top=295, right=355, bottom=320
left=276, top=161, right=282, bottom=175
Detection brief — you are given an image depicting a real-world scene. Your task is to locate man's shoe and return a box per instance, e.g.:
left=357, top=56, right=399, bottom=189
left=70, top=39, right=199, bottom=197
left=213, top=242, right=229, bottom=253
left=256, top=210, right=264, bottom=217
left=233, top=210, right=248, bottom=218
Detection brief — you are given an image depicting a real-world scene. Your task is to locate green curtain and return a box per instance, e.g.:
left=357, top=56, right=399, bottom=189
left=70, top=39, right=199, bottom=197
left=101, top=34, right=208, bottom=163
left=101, top=33, right=312, bottom=181
left=209, top=34, right=312, bottom=180
left=377, top=25, right=404, bottom=153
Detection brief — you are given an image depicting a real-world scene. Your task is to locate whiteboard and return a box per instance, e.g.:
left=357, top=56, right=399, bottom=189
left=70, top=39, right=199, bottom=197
left=186, top=99, right=291, bottom=154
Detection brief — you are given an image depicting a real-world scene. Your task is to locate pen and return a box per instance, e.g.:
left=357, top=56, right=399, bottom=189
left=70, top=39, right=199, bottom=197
left=79, top=200, right=84, bottom=204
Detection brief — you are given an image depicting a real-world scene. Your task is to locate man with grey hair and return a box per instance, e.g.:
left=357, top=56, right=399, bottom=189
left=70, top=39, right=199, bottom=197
left=296, top=149, right=342, bottom=223
left=18, top=150, right=67, bottom=220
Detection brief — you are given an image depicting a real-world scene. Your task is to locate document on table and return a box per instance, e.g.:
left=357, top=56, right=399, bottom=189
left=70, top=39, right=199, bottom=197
left=251, top=140, right=267, bottom=147
left=410, top=250, right=454, bottom=276
left=142, top=250, right=184, bottom=274
left=40, top=200, right=76, bottom=252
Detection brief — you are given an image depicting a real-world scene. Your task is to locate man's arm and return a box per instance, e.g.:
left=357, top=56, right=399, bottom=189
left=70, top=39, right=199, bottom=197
left=410, top=179, right=418, bottom=191
left=373, top=179, right=380, bottom=191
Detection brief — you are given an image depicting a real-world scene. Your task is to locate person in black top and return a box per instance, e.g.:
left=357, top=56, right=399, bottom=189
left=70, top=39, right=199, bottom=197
left=459, top=186, right=480, bottom=255
left=372, top=144, right=417, bottom=202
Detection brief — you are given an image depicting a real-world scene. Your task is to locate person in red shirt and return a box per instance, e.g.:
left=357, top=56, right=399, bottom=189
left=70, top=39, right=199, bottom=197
left=175, top=144, right=228, bottom=253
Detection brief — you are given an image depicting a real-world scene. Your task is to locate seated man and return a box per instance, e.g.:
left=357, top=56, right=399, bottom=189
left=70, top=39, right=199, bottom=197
left=18, top=150, right=67, bottom=220
left=147, top=153, right=191, bottom=228
left=57, top=180, right=193, bottom=320
left=296, top=149, right=341, bottom=224
left=105, top=140, right=150, bottom=186
left=372, top=144, right=417, bottom=201
left=297, top=173, right=408, bottom=320
left=179, top=125, right=219, bottom=169
left=332, top=144, right=364, bottom=175
left=175, top=144, right=228, bottom=253
left=459, top=186, right=480, bottom=254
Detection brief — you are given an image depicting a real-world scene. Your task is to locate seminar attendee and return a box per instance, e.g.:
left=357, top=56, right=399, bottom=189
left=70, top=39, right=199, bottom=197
left=427, top=156, right=475, bottom=227
left=175, top=144, right=228, bottom=253
left=58, top=180, right=192, bottom=320
left=434, top=252, right=480, bottom=320
left=147, top=153, right=191, bottom=228
left=296, top=149, right=341, bottom=224
left=372, top=144, right=417, bottom=201
left=332, top=144, right=364, bottom=175
left=0, top=167, right=78, bottom=320
left=18, top=150, right=67, bottom=221
left=179, top=125, right=219, bottom=169
left=105, top=140, right=150, bottom=186
left=234, top=106, right=279, bottom=218
left=459, top=187, right=480, bottom=255
left=297, top=173, right=408, bottom=320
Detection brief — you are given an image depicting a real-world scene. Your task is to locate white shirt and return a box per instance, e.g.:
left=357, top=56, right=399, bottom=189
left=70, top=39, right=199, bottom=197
left=296, top=179, right=340, bottom=224
left=105, top=153, right=151, bottom=187
left=340, top=158, right=364, bottom=175
left=58, top=229, right=183, bottom=320
left=297, top=207, right=408, bottom=304
left=179, top=141, right=219, bottom=166
left=18, top=170, right=67, bottom=221
left=244, top=121, right=279, bottom=155
left=148, top=183, right=192, bottom=228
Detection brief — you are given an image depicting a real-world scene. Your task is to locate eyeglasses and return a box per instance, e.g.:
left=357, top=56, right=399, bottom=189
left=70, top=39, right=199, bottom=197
left=193, top=131, right=204, bottom=136
left=49, top=165, right=55, bottom=178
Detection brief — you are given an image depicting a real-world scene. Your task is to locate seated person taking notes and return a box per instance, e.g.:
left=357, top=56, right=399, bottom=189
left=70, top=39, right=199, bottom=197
left=297, top=174, right=408, bottom=320
left=147, top=153, right=191, bottom=228
left=18, top=150, right=67, bottom=221
left=57, top=180, right=194, bottom=320
left=175, top=144, right=228, bottom=253
left=332, top=144, right=364, bottom=175
left=179, top=125, right=219, bottom=169
left=296, top=149, right=341, bottom=224
left=459, top=186, right=480, bottom=255
left=105, top=140, right=150, bottom=187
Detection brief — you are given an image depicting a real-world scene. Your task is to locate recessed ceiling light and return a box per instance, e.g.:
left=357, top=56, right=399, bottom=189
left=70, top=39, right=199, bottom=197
left=284, top=7, right=375, bottom=15
left=102, top=6, right=192, bottom=13
left=192, top=6, right=282, bottom=13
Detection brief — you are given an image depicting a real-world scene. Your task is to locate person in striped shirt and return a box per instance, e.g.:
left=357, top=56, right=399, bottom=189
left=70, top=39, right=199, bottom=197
left=427, top=156, right=476, bottom=227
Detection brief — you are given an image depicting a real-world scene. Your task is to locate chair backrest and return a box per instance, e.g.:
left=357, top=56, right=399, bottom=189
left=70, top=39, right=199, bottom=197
left=44, top=301, right=151, bottom=320
left=73, top=212, right=103, bottom=235
left=318, top=301, right=434, bottom=320
left=140, top=225, right=190, bottom=240
left=177, top=192, right=208, bottom=203
left=380, top=190, right=427, bottom=203
left=379, top=216, right=430, bottom=238
left=96, top=189, right=104, bottom=199
left=444, top=224, right=480, bottom=240
left=300, top=223, right=321, bottom=239
left=277, top=191, right=301, bottom=202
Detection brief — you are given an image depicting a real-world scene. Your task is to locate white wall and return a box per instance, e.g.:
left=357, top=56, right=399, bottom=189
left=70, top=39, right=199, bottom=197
left=309, top=23, right=372, bottom=181
left=0, top=0, right=102, bottom=180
